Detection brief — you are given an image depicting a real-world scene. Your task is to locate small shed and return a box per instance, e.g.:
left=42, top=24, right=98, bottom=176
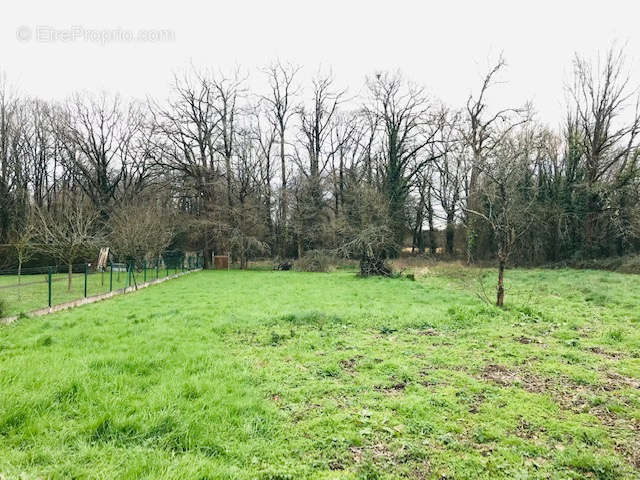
left=213, top=255, right=229, bottom=270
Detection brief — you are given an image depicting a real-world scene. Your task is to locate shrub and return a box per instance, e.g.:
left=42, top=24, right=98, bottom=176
left=336, top=224, right=397, bottom=277
left=294, top=250, right=334, bottom=273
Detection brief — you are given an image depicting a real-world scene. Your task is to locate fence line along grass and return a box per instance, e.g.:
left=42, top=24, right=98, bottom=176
left=0, top=261, right=201, bottom=320
left=0, top=268, right=639, bottom=479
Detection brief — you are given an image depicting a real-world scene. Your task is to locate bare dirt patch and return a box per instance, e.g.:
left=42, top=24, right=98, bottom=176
left=515, top=336, right=539, bottom=344
left=417, top=328, right=440, bottom=336
left=589, top=346, right=624, bottom=359
left=479, top=364, right=640, bottom=433
left=481, top=364, right=521, bottom=386
left=339, top=357, right=360, bottom=374
left=374, top=381, right=407, bottom=395
left=604, top=371, right=640, bottom=390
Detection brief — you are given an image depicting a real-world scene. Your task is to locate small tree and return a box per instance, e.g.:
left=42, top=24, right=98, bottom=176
left=464, top=128, right=539, bottom=306
left=34, top=198, right=102, bottom=291
left=8, top=212, right=37, bottom=284
left=109, top=201, right=175, bottom=266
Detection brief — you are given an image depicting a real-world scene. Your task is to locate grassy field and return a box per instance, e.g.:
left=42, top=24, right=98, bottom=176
left=0, top=266, right=639, bottom=479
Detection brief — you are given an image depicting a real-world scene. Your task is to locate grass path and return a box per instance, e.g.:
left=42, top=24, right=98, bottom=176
left=0, top=268, right=639, bottom=479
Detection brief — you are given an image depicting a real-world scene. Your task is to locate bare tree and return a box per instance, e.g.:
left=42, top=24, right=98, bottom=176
left=261, top=61, right=300, bottom=255
left=434, top=114, right=467, bottom=255
left=250, top=102, right=278, bottom=249
left=55, top=93, right=148, bottom=216
left=210, top=70, right=246, bottom=207
left=109, top=200, right=175, bottom=266
left=409, top=165, right=436, bottom=254
left=294, top=72, right=345, bottom=254
left=8, top=212, right=36, bottom=285
left=229, top=128, right=269, bottom=268
left=462, top=56, right=531, bottom=261
left=568, top=46, right=640, bottom=254
left=365, top=72, right=447, bottom=244
left=34, top=196, right=102, bottom=290
left=150, top=69, right=224, bottom=266
left=0, top=76, right=28, bottom=245
left=328, top=111, right=363, bottom=218
left=464, top=127, right=540, bottom=306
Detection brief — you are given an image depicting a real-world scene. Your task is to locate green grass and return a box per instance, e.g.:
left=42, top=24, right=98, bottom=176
left=0, top=267, right=639, bottom=479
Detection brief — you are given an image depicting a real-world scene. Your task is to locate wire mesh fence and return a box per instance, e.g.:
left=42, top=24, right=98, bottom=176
left=0, top=254, right=203, bottom=319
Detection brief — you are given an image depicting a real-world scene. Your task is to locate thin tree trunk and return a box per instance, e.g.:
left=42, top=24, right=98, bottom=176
left=225, top=155, right=233, bottom=207
left=203, top=228, right=211, bottom=269
left=445, top=211, right=455, bottom=256
left=427, top=190, right=436, bottom=254
left=68, top=263, right=73, bottom=291
left=17, top=259, right=22, bottom=302
left=496, top=257, right=505, bottom=307
left=280, top=132, right=287, bottom=257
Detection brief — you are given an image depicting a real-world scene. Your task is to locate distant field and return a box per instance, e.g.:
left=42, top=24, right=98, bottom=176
left=0, top=267, right=639, bottom=479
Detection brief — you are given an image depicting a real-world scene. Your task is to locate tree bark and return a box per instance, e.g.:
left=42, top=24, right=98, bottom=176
left=445, top=211, right=455, bottom=256
left=496, top=257, right=505, bottom=307
left=427, top=188, right=436, bottom=254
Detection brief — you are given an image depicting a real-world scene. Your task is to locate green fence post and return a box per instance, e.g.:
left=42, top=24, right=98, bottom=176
left=166, top=261, right=168, bottom=278
left=48, top=267, right=52, bottom=308
left=127, top=263, right=132, bottom=289
left=84, top=263, right=88, bottom=298
left=143, top=260, right=147, bottom=283
left=109, top=263, right=113, bottom=292
left=156, top=258, right=159, bottom=280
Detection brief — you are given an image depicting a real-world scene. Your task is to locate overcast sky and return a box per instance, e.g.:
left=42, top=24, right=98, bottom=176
left=2, top=0, right=639, bottom=126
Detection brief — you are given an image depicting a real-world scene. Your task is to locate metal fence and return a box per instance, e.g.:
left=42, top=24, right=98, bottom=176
left=0, top=254, right=203, bottom=319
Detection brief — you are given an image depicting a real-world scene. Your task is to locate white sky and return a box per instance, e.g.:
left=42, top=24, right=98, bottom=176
left=2, top=0, right=639, bottom=126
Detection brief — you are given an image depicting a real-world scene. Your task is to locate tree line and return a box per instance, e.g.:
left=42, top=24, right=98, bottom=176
left=1, top=47, right=639, bottom=303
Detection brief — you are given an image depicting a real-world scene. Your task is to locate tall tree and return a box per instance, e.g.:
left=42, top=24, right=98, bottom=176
left=261, top=62, right=300, bottom=256
left=294, top=72, right=344, bottom=254
left=56, top=93, right=148, bottom=216
left=568, top=47, right=640, bottom=256
left=365, top=72, right=446, bottom=244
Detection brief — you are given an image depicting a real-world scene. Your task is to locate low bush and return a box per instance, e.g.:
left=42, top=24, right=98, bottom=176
left=294, top=250, right=335, bottom=273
